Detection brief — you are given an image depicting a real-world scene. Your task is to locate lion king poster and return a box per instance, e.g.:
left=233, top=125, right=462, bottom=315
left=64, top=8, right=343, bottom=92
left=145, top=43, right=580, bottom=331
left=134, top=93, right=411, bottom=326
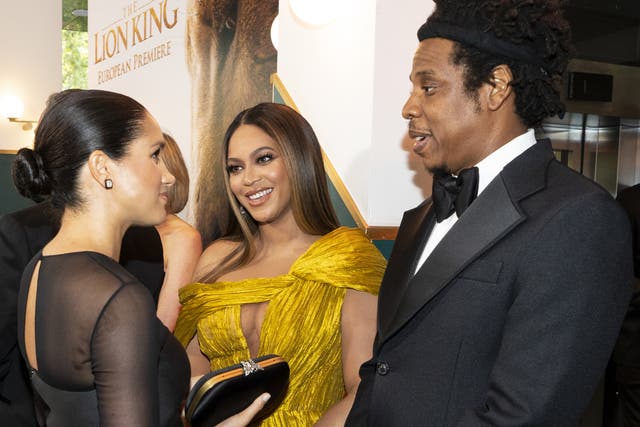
left=88, top=0, right=278, bottom=241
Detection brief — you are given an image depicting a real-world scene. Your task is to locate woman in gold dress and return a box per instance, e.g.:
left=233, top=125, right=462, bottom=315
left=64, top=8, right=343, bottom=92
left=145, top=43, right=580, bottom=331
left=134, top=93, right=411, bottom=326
left=175, top=103, right=387, bottom=426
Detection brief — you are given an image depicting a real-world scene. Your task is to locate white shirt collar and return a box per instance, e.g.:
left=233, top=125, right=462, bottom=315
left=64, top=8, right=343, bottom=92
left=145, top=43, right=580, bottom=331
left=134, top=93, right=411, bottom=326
left=413, top=129, right=537, bottom=275
left=474, top=129, right=537, bottom=196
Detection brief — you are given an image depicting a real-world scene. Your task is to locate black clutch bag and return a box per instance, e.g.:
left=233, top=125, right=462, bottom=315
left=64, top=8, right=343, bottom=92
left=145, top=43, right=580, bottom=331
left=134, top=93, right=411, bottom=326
left=185, top=354, right=290, bottom=427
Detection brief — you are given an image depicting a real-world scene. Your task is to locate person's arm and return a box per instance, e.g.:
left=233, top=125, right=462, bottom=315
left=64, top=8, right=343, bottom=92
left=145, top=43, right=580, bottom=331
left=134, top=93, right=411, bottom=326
left=181, top=238, right=239, bottom=386
left=186, top=333, right=211, bottom=388
left=156, top=215, right=203, bottom=331
left=456, top=193, right=634, bottom=426
left=92, top=283, right=161, bottom=426
left=314, top=289, right=378, bottom=426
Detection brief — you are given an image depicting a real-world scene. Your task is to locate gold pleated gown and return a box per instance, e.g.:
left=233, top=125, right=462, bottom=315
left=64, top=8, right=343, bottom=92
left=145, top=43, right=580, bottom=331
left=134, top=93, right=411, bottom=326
left=175, top=227, right=386, bottom=426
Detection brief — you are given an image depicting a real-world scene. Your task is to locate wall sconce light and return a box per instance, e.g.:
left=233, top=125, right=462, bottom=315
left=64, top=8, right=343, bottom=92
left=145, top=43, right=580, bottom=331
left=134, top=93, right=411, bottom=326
left=0, top=95, right=37, bottom=130
left=8, top=118, right=37, bottom=131
left=289, top=0, right=339, bottom=26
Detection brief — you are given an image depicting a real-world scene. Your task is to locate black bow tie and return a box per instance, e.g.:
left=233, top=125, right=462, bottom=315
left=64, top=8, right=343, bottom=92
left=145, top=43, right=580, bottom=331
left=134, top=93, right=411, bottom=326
left=432, top=167, right=479, bottom=223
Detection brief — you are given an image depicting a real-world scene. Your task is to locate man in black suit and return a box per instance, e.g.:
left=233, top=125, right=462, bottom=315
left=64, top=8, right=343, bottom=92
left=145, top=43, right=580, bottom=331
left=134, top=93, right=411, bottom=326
left=346, top=1, right=633, bottom=425
left=0, top=202, right=164, bottom=426
left=0, top=203, right=55, bottom=426
left=611, top=184, right=640, bottom=425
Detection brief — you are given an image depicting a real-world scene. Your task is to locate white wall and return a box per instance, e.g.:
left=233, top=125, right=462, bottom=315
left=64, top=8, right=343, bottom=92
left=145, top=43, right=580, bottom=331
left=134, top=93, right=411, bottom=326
left=0, top=0, right=61, bottom=151
left=278, top=0, right=378, bottom=219
left=278, top=0, right=435, bottom=227
left=369, top=0, right=434, bottom=225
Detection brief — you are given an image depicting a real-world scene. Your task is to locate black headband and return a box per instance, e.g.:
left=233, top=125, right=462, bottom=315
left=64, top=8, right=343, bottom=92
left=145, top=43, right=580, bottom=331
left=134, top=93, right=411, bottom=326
left=418, top=21, right=541, bottom=66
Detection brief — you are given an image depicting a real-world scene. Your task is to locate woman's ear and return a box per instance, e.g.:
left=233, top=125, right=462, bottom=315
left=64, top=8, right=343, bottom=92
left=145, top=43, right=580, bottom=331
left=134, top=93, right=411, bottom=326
left=487, top=64, right=514, bottom=111
left=87, top=150, right=114, bottom=189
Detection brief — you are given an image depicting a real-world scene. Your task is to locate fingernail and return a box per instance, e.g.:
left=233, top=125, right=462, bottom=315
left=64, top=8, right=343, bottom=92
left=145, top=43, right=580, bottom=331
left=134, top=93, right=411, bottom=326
left=262, top=393, right=271, bottom=403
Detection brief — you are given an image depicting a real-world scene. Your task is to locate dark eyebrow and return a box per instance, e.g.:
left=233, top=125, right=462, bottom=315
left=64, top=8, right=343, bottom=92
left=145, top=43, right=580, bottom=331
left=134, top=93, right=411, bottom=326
left=251, top=146, right=275, bottom=155
left=227, top=146, right=275, bottom=163
left=412, top=70, right=436, bottom=81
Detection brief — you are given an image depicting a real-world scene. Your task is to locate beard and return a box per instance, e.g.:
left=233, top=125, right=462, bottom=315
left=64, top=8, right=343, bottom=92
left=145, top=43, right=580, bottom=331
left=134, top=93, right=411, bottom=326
left=428, top=165, right=451, bottom=177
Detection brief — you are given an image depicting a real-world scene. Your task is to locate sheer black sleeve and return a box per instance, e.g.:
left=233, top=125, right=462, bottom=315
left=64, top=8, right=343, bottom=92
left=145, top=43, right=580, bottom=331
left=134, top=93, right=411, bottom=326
left=91, top=282, right=160, bottom=427
left=21, top=251, right=187, bottom=426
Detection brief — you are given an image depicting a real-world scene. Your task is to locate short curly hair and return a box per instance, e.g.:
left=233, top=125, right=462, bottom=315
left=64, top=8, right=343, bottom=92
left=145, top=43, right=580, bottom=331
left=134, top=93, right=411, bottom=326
left=424, top=0, right=572, bottom=128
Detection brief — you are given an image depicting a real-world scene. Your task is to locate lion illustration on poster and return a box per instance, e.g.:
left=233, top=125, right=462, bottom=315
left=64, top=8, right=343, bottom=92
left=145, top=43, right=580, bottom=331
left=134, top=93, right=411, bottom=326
left=186, top=0, right=278, bottom=245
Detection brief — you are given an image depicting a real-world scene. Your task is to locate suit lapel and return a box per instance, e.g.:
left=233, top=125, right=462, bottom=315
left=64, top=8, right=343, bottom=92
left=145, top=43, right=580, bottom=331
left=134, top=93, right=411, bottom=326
left=379, top=175, right=524, bottom=344
left=377, top=200, right=435, bottom=337
left=376, top=140, right=555, bottom=346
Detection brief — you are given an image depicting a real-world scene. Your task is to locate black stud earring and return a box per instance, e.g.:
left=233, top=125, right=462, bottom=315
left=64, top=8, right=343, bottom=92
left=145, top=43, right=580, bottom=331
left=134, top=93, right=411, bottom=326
left=104, top=179, right=113, bottom=189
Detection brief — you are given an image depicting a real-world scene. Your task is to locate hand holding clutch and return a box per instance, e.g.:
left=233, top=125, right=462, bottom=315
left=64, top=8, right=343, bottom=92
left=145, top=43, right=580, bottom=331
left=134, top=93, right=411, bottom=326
left=185, top=354, right=290, bottom=427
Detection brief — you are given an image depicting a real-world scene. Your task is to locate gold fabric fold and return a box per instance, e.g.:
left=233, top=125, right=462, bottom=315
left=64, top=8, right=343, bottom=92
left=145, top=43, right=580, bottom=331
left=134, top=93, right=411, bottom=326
left=174, top=227, right=386, bottom=426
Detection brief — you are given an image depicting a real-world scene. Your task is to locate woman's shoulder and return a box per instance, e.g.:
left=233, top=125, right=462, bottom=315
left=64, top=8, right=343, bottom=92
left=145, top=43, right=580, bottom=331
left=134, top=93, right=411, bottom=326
left=156, top=215, right=202, bottom=252
left=310, top=226, right=381, bottom=256
left=291, top=227, right=386, bottom=292
left=193, top=238, right=240, bottom=280
left=202, top=238, right=239, bottom=260
left=157, top=215, right=201, bottom=240
left=52, top=251, right=133, bottom=283
left=44, top=252, right=151, bottom=306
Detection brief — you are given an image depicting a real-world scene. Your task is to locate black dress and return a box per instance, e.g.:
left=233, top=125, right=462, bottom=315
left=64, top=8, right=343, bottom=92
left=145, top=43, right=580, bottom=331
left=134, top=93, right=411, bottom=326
left=16, top=251, right=189, bottom=427
left=120, top=226, right=165, bottom=305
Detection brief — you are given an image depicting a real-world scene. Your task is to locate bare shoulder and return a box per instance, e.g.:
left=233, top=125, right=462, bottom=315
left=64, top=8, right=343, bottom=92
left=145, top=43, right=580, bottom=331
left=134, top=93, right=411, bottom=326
left=159, top=215, right=199, bottom=237
left=194, top=238, right=240, bottom=280
left=200, top=238, right=238, bottom=264
left=157, top=215, right=202, bottom=252
left=179, top=225, right=202, bottom=253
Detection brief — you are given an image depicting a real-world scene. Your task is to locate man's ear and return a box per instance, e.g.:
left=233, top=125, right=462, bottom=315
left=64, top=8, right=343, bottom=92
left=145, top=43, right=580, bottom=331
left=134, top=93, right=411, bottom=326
left=486, top=64, right=514, bottom=111
left=87, top=150, right=113, bottom=189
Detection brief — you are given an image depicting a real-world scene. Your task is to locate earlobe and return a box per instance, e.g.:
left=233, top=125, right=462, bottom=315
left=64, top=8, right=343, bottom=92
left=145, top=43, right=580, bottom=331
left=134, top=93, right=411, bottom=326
left=487, top=65, right=514, bottom=111
left=88, top=150, right=113, bottom=189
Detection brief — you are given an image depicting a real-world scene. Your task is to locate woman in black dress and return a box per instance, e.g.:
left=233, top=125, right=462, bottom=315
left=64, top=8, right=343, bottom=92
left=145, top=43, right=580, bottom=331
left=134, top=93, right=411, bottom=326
left=13, top=89, right=268, bottom=427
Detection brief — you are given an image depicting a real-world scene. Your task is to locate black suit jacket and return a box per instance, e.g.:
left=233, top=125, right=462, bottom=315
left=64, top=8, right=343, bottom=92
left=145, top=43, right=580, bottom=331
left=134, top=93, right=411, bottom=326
left=0, top=202, right=165, bottom=426
left=613, top=185, right=640, bottom=370
left=0, top=204, right=55, bottom=426
left=347, top=141, right=633, bottom=426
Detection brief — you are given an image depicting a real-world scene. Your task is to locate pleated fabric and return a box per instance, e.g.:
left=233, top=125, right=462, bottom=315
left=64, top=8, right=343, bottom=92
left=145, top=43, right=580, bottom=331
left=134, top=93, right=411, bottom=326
left=175, top=227, right=387, bottom=426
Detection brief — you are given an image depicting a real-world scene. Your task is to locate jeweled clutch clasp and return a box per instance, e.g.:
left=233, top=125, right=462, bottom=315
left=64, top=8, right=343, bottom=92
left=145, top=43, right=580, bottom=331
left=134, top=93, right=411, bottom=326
left=241, top=359, right=264, bottom=376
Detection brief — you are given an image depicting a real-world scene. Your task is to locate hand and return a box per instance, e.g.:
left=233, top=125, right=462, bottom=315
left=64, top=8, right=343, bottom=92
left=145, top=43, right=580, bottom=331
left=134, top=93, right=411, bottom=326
left=213, top=393, right=271, bottom=427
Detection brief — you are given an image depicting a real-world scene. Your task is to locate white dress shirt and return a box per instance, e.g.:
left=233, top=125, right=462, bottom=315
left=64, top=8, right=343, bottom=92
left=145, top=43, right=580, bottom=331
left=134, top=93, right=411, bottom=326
left=413, top=129, right=537, bottom=274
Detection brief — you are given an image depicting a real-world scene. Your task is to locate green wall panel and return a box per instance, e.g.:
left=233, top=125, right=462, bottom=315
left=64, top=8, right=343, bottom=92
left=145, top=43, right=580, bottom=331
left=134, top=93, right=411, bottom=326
left=0, top=153, right=34, bottom=216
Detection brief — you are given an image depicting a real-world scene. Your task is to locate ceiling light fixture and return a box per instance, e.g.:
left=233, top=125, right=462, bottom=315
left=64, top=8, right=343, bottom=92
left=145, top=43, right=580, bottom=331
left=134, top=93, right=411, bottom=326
left=288, top=0, right=339, bottom=27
